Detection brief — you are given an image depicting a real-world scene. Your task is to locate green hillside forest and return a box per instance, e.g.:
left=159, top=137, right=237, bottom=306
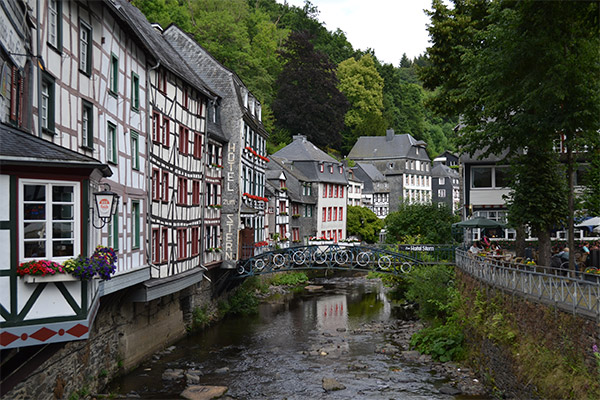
left=133, top=0, right=458, bottom=157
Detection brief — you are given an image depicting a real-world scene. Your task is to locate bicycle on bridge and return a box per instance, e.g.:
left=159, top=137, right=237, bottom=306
left=235, top=244, right=423, bottom=278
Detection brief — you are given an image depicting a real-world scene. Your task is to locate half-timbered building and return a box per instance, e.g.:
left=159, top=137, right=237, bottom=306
left=164, top=25, right=268, bottom=268
left=113, top=1, right=222, bottom=301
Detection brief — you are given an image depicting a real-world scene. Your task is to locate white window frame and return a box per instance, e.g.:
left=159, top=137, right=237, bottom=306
left=19, top=180, right=81, bottom=263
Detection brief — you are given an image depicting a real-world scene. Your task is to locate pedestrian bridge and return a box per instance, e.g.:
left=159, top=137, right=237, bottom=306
left=235, top=244, right=455, bottom=278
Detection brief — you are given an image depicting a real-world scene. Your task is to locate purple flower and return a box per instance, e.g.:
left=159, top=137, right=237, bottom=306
left=594, top=344, right=599, bottom=354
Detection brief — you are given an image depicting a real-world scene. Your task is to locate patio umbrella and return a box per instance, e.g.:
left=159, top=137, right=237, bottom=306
left=452, top=217, right=506, bottom=229
left=575, top=217, right=600, bottom=228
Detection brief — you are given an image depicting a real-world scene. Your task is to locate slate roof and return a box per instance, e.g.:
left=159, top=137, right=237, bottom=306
left=110, top=0, right=218, bottom=99
left=352, top=163, right=387, bottom=194
left=348, top=133, right=429, bottom=161
left=269, top=157, right=315, bottom=204
left=273, top=135, right=338, bottom=163
left=0, top=123, right=111, bottom=176
left=431, top=164, right=460, bottom=179
left=459, top=147, right=511, bottom=163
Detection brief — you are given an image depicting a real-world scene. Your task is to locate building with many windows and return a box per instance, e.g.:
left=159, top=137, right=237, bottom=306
left=431, top=163, right=461, bottom=212
left=352, top=162, right=390, bottom=218
left=348, top=129, right=431, bottom=211
left=273, top=135, right=348, bottom=242
left=346, top=168, right=363, bottom=207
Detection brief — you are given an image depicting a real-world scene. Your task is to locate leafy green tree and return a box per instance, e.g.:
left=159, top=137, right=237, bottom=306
left=337, top=54, right=384, bottom=153
left=581, top=146, right=600, bottom=217
left=421, top=0, right=600, bottom=265
left=346, top=206, right=384, bottom=243
left=133, top=0, right=193, bottom=32
left=273, top=30, right=349, bottom=149
left=385, top=203, right=459, bottom=244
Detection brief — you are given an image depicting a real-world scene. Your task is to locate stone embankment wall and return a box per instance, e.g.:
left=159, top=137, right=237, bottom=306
left=5, top=279, right=216, bottom=400
left=456, top=270, right=600, bottom=399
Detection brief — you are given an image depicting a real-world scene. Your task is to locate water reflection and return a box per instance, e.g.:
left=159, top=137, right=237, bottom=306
left=106, top=278, right=462, bottom=399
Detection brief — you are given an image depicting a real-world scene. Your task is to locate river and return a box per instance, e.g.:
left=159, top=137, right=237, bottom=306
left=106, top=276, right=487, bottom=399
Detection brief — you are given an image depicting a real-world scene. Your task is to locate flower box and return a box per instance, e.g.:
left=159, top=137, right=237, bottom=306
left=23, top=274, right=79, bottom=283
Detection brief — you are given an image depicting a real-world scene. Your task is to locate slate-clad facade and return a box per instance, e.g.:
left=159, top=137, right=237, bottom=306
left=273, top=135, right=348, bottom=242
left=348, top=129, right=431, bottom=212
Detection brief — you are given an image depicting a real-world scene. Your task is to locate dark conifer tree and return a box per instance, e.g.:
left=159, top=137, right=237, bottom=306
left=273, top=30, right=349, bottom=150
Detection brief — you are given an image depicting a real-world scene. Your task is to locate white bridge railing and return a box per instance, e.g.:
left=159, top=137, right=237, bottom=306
left=455, top=249, right=600, bottom=321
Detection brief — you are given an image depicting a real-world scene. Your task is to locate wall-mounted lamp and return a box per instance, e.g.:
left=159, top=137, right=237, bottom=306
left=91, top=183, right=119, bottom=229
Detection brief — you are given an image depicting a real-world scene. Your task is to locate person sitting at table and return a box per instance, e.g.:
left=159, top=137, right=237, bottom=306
left=482, top=235, right=491, bottom=250
left=469, top=241, right=482, bottom=254
left=558, top=247, right=569, bottom=262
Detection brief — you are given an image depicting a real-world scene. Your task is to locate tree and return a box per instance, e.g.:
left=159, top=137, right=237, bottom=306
left=273, top=30, right=349, bottom=149
left=385, top=203, right=459, bottom=244
left=346, top=206, right=384, bottom=243
left=337, top=54, right=384, bottom=153
left=421, top=0, right=600, bottom=266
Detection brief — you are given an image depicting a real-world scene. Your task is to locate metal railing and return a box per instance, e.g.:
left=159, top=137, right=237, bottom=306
left=455, top=249, right=600, bottom=320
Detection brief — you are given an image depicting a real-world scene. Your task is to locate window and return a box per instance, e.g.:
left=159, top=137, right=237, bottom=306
left=183, top=89, right=189, bottom=109
left=152, top=111, right=160, bottom=142
left=472, top=166, right=508, bottom=188
left=177, top=176, right=188, bottom=205
left=319, top=163, right=324, bottom=173
left=110, top=53, right=119, bottom=94
left=328, top=207, right=332, bottom=221
left=291, top=204, right=299, bottom=215
left=179, top=126, right=189, bottom=154
left=131, top=72, right=140, bottom=110
left=339, top=207, right=343, bottom=221
left=304, top=204, right=312, bottom=217
left=322, top=207, right=326, bottom=222
left=333, top=207, right=337, bottom=221
left=194, top=132, right=202, bottom=158
left=131, top=130, right=139, bottom=170
left=158, top=69, right=167, bottom=93
left=191, top=227, right=199, bottom=256
left=292, top=228, right=299, bottom=242
left=279, top=201, right=286, bottom=214
left=162, top=116, right=170, bottom=147
left=338, top=229, right=342, bottom=241
left=132, top=201, right=140, bottom=249
left=329, top=185, right=333, bottom=197
left=438, top=189, right=446, bottom=198
left=177, top=228, right=187, bottom=259
left=340, top=186, right=344, bottom=198
left=41, top=73, right=55, bottom=133
left=79, top=21, right=91, bottom=75
left=152, top=228, right=160, bottom=263
left=335, top=185, right=339, bottom=198
left=82, top=100, right=93, bottom=149
left=162, top=228, right=168, bottom=261
left=161, top=171, right=169, bottom=201
left=48, top=0, right=62, bottom=51
left=323, top=184, right=327, bottom=198
left=20, top=181, right=79, bottom=261
left=329, top=165, right=333, bottom=174
left=192, top=180, right=200, bottom=205
left=107, top=122, right=117, bottom=163
left=439, top=177, right=445, bottom=185
left=152, top=169, right=160, bottom=201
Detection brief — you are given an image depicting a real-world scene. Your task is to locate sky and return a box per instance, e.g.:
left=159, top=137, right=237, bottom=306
left=279, top=0, right=435, bottom=66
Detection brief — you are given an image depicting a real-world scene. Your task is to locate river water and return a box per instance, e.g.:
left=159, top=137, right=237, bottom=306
left=107, top=277, right=478, bottom=399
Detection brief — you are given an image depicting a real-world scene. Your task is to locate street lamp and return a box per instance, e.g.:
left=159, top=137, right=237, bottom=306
left=92, top=183, right=119, bottom=229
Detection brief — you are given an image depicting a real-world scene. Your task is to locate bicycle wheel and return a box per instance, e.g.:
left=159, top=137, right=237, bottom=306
left=293, top=250, right=306, bottom=265
left=254, top=258, right=265, bottom=271
left=273, top=253, right=286, bottom=268
left=356, top=252, right=371, bottom=267
left=335, top=250, right=350, bottom=265
left=378, top=255, right=392, bottom=270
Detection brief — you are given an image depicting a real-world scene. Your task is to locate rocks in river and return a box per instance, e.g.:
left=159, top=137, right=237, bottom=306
left=305, top=285, right=324, bottom=292
left=374, top=344, right=399, bottom=354
left=347, top=362, right=368, bottom=371
left=180, top=385, right=228, bottom=400
left=214, top=367, right=230, bottom=374
left=162, top=369, right=184, bottom=380
left=322, top=377, right=346, bottom=391
left=439, top=385, right=462, bottom=395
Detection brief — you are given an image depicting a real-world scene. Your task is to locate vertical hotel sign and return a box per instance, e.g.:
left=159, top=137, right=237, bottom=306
left=221, top=142, right=240, bottom=269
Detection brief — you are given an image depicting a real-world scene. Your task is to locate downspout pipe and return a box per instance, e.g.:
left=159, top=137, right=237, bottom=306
left=199, top=99, right=213, bottom=270
left=36, top=0, right=41, bottom=137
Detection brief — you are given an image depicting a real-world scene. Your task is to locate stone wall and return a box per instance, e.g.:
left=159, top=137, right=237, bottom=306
left=4, top=279, right=217, bottom=400
left=456, top=270, right=600, bottom=398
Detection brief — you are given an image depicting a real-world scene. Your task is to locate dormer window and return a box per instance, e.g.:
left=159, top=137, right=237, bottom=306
left=329, top=165, right=333, bottom=174
left=319, top=163, right=324, bottom=173
left=250, top=98, right=255, bottom=115
left=243, top=90, right=248, bottom=108
left=257, top=104, right=262, bottom=121
left=339, top=166, right=343, bottom=174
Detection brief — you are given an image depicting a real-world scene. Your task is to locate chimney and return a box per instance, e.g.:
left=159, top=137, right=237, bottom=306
left=292, top=134, right=306, bottom=142
left=386, top=129, right=394, bottom=142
